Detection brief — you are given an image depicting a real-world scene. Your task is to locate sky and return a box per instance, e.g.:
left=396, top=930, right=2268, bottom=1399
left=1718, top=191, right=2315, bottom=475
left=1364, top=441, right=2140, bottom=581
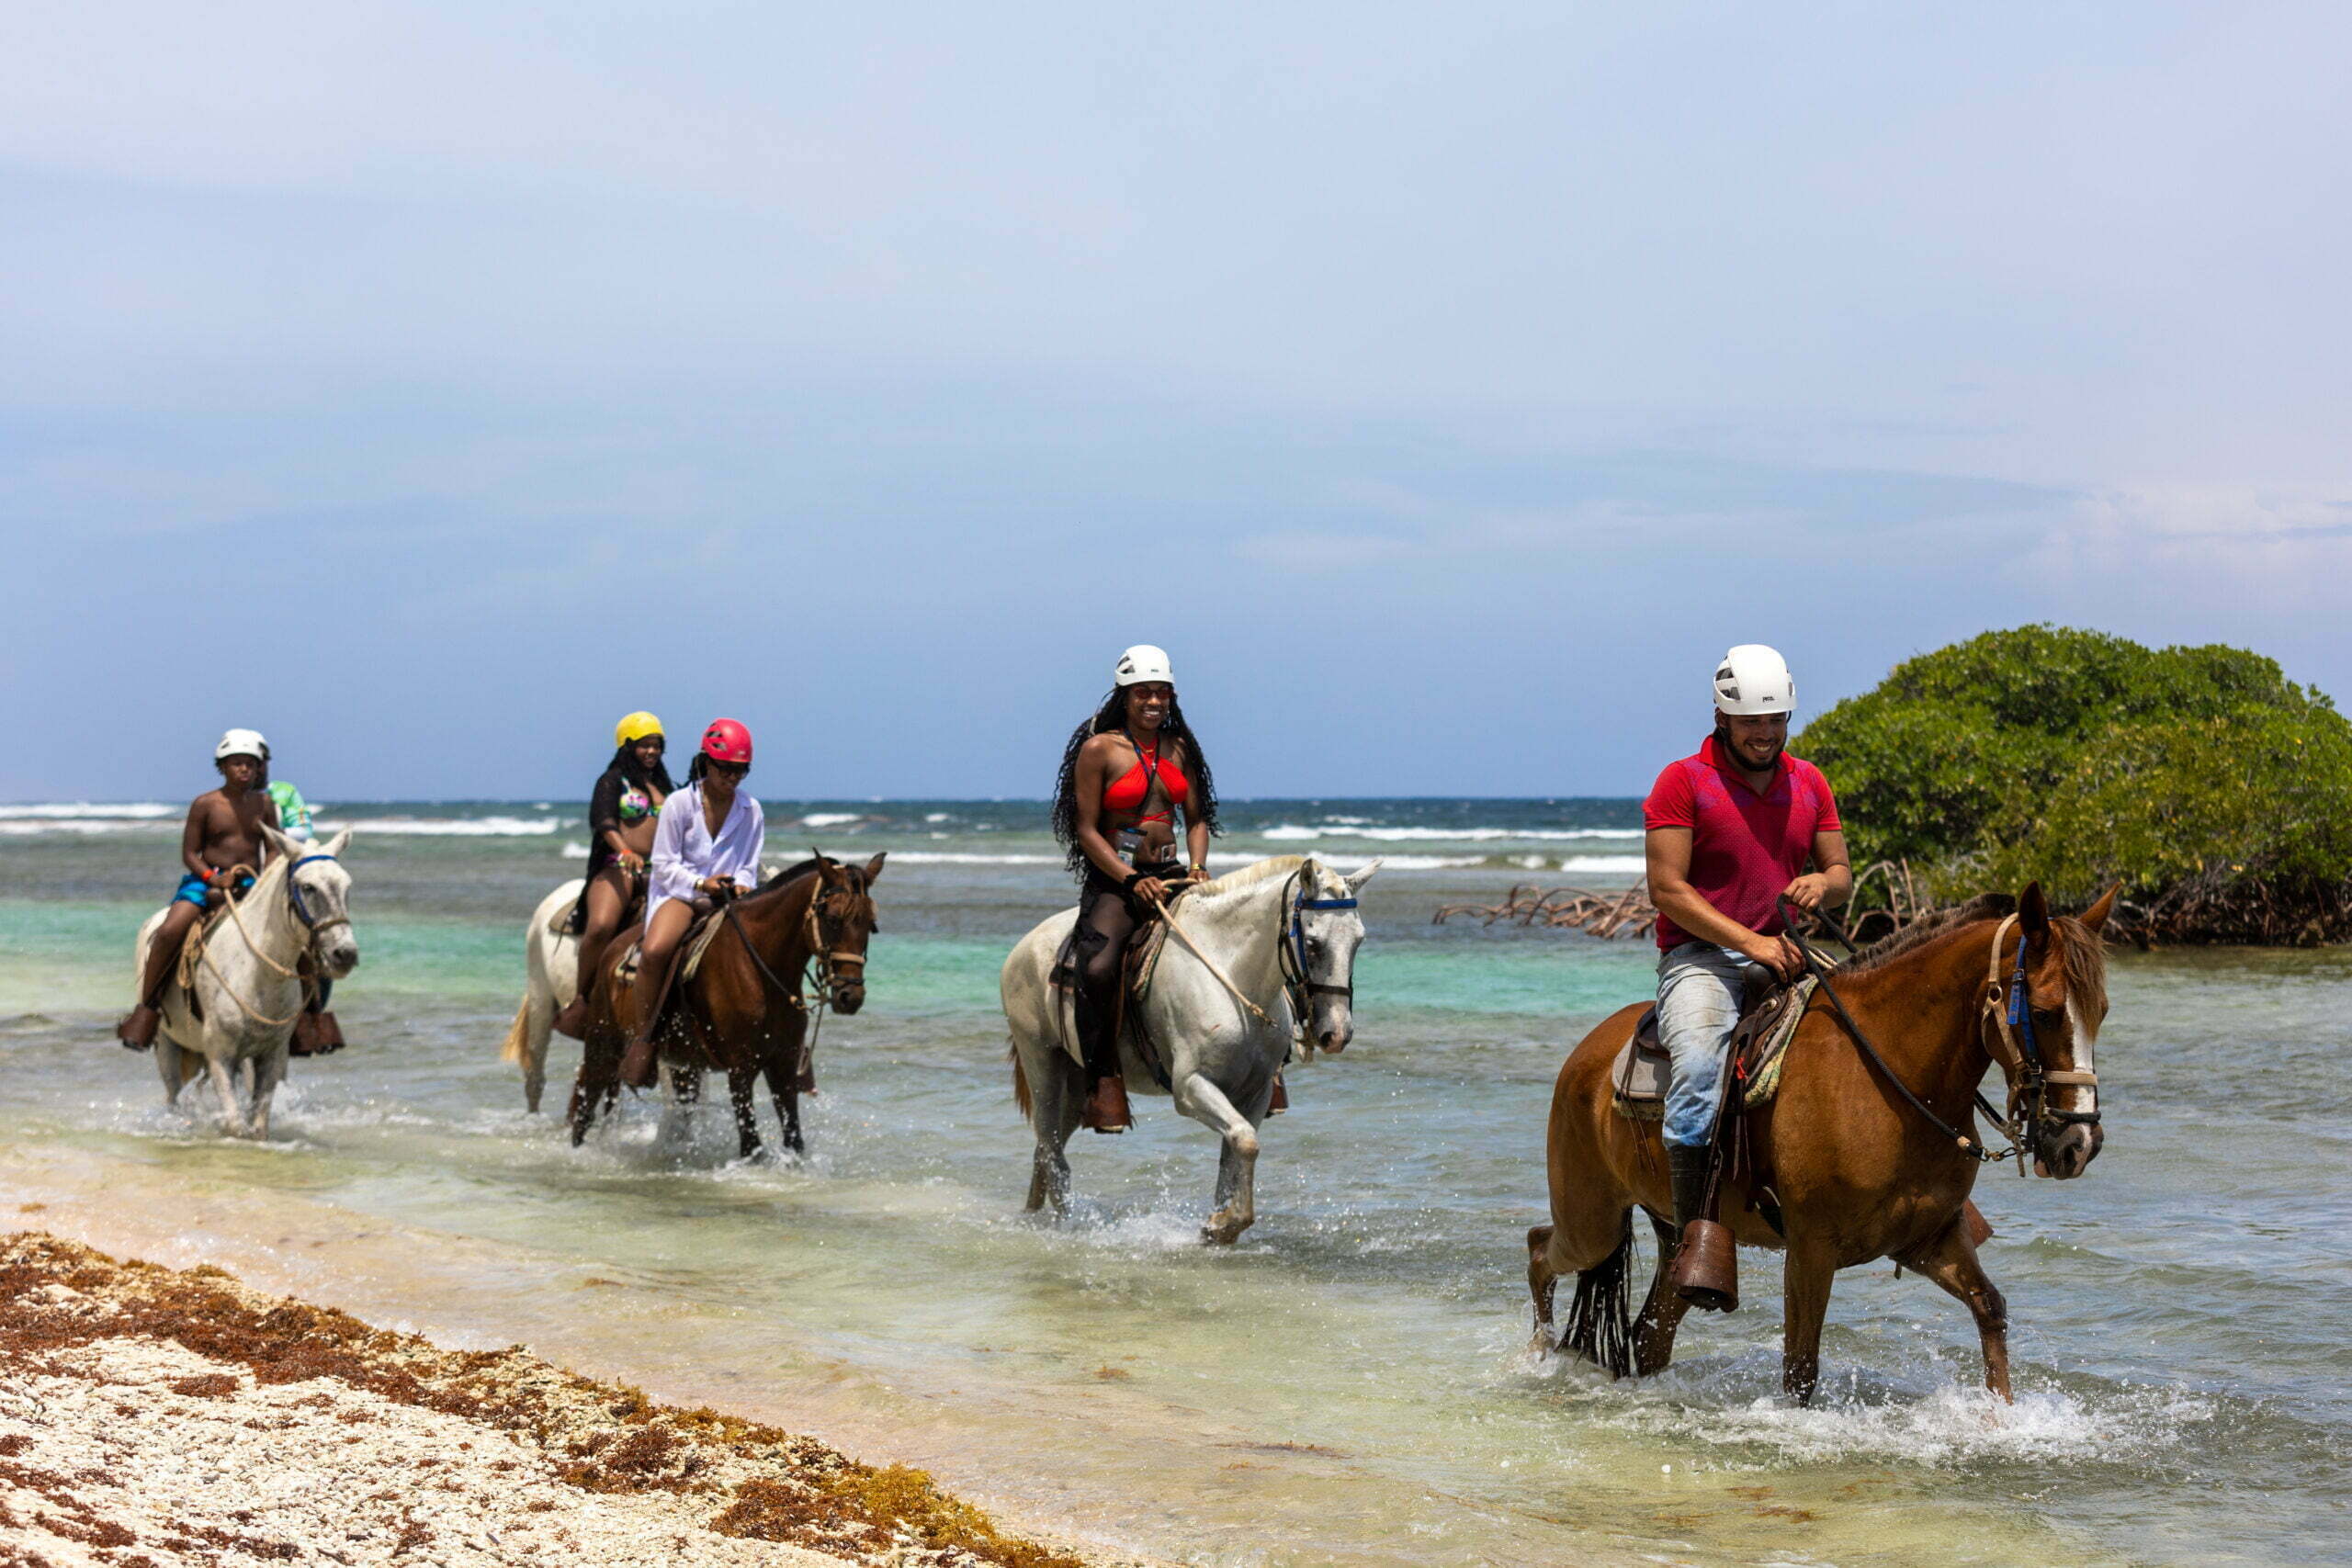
left=6, top=3, right=2348, bottom=801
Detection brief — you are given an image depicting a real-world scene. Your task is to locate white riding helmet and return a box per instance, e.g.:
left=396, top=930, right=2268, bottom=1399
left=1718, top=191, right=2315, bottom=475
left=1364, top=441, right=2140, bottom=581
left=1713, top=646, right=1795, bottom=716
left=1114, top=644, right=1175, bottom=687
left=215, top=728, right=268, bottom=761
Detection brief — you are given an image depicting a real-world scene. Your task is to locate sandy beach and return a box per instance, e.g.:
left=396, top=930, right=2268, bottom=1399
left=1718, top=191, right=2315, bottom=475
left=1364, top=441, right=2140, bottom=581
left=0, top=1228, right=1148, bottom=1568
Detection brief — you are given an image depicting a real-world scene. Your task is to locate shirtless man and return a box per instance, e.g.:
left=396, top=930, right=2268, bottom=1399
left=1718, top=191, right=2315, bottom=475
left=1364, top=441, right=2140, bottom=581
left=117, top=728, right=283, bottom=1050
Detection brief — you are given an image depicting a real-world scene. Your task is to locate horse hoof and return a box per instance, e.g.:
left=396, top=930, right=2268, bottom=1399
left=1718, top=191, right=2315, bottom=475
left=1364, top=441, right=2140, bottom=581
left=1200, top=1216, right=1249, bottom=1246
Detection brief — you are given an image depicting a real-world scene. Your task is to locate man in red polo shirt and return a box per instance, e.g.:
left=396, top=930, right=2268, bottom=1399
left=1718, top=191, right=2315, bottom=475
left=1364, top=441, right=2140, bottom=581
left=1643, top=645, right=1851, bottom=1289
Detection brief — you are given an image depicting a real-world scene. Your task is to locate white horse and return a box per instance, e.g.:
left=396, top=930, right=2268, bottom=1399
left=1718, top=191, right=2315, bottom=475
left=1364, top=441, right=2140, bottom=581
left=501, top=878, right=584, bottom=1113
left=133, top=826, right=358, bottom=1138
left=1001, top=853, right=1377, bottom=1244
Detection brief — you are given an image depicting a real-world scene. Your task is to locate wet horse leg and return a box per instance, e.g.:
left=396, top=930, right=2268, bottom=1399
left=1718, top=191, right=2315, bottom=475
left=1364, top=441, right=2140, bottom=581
left=1899, top=1214, right=2013, bottom=1402
left=203, top=1050, right=249, bottom=1136
left=1633, top=1213, right=1695, bottom=1375
left=1781, top=1235, right=1838, bottom=1404
left=1024, top=1049, right=1081, bottom=1213
left=1526, top=1224, right=1557, bottom=1351
left=571, top=1032, right=622, bottom=1146
left=756, top=1020, right=807, bottom=1156
left=727, top=1066, right=764, bottom=1159
left=247, top=1047, right=287, bottom=1140
left=1176, top=1070, right=1260, bottom=1245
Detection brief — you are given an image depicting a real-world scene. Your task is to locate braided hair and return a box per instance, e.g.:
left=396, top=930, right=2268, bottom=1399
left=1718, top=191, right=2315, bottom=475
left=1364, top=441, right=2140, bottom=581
left=1051, top=687, right=1221, bottom=874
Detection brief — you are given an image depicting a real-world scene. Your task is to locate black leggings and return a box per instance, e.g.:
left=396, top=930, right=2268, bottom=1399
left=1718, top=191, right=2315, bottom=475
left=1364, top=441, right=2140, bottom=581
left=1071, top=863, right=1177, bottom=1085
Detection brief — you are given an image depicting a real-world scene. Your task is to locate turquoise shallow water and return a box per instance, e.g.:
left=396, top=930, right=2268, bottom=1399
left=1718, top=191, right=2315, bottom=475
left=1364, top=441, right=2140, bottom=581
left=3, top=800, right=2348, bottom=1566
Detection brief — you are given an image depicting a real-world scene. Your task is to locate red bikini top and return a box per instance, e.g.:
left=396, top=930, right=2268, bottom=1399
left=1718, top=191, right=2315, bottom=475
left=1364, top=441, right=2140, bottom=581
left=1102, top=738, right=1189, bottom=822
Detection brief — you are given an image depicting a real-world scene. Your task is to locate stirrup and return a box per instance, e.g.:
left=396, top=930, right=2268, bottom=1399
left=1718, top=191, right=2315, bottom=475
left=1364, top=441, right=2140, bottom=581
left=1083, top=1075, right=1132, bottom=1134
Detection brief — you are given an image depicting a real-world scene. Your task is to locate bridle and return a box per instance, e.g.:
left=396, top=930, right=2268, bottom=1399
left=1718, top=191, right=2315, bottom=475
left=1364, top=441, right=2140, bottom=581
left=1780, top=897, right=2098, bottom=1173
left=1277, top=869, right=1358, bottom=1038
left=198, top=852, right=348, bottom=1027
left=800, top=878, right=871, bottom=1010
left=724, top=868, right=872, bottom=1015
left=1978, top=912, right=2101, bottom=1174
left=285, top=853, right=351, bottom=959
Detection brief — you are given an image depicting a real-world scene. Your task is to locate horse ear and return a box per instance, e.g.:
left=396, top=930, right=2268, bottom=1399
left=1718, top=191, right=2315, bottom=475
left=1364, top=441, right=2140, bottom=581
left=261, top=824, right=297, bottom=864
left=1344, top=857, right=1383, bottom=893
left=2019, top=881, right=2052, bottom=942
left=2081, top=883, right=2120, bottom=932
left=862, top=852, right=887, bottom=885
left=320, top=826, right=353, bottom=859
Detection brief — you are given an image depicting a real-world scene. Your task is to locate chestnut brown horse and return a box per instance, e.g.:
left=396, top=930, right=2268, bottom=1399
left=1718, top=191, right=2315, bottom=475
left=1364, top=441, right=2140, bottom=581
left=1529, top=882, right=2114, bottom=1404
left=570, top=852, right=884, bottom=1156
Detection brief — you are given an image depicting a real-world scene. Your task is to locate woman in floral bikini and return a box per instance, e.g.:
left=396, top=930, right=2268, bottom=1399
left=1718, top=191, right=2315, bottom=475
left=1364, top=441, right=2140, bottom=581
left=553, top=713, right=674, bottom=1039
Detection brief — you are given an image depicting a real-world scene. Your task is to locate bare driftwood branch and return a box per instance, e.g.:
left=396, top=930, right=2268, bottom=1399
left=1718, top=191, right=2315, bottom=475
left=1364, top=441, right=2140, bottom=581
left=1431, top=859, right=1944, bottom=944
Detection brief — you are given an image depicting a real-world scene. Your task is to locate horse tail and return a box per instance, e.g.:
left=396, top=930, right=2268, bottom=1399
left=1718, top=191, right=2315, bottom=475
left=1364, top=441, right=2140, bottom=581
left=499, top=996, right=532, bottom=1066
left=1010, top=1043, right=1033, bottom=1121
left=1560, top=1208, right=1643, bottom=1378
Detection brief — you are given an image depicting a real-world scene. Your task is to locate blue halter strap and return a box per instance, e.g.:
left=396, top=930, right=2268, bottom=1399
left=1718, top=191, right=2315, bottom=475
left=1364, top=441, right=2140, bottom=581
left=1285, top=885, right=1360, bottom=1005
left=2006, top=934, right=2042, bottom=1068
left=287, top=852, right=340, bottom=931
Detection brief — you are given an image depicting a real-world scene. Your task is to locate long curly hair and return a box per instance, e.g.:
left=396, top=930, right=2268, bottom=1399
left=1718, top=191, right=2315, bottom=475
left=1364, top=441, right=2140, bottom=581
left=1051, top=687, right=1221, bottom=874
left=606, top=740, right=676, bottom=797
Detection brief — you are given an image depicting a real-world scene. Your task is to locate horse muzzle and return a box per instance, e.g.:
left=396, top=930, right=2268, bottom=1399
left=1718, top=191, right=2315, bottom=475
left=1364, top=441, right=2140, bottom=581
left=321, top=939, right=360, bottom=980
left=829, top=979, right=866, bottom=1016
left=1312, top=1002, right=1353, bottom=1055
left=2036, top=1121, right=2103, bottom=1180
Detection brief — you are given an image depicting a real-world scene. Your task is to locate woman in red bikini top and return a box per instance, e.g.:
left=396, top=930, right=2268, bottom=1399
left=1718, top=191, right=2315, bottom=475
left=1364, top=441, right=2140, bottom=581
left=1048, top=643, right=1224, bottom=1130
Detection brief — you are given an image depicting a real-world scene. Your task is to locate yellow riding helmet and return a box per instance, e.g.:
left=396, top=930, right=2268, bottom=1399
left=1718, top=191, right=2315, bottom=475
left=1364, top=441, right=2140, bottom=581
left=614, top=711, right=665, bottom=747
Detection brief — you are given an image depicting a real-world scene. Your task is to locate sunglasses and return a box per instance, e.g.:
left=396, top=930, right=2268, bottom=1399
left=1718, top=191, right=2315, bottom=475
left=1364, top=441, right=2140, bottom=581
left=707, top=761, right=750, bottom=777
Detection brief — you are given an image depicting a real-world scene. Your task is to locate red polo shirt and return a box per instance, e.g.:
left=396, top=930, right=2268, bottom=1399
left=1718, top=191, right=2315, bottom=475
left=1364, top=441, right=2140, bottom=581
left=1643, top=735, right=1841, bottom=950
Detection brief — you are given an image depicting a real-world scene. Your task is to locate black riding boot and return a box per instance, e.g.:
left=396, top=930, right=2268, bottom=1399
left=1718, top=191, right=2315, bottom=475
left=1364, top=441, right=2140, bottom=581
left=1668, top=1144, right=1711, bottom=1240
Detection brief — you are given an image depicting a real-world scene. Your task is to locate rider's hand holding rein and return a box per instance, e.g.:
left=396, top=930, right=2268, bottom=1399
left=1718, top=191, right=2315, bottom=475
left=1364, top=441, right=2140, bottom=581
left=1781, top=871, right=1838, bottom=912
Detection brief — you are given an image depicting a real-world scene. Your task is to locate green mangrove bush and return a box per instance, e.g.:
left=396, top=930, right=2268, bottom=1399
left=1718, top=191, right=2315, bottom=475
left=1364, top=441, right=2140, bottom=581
left=1799, top=626, right=2352, bottom=944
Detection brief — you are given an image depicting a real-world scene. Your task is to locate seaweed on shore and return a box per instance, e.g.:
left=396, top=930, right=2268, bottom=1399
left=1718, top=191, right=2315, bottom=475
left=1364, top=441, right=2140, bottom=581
left=0, top=1230, right=1095, bottom=1568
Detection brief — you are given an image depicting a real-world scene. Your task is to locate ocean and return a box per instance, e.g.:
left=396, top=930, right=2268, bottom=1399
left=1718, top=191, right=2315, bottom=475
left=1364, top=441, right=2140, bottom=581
left=3, top=796, right=2346, bottom=1566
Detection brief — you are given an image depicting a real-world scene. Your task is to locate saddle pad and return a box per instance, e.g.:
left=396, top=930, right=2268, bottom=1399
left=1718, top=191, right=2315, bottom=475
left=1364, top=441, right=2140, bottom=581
left=612, top=909, right=724, bottom=986
left=1737, top=975, right=1815, bottom=1109
left=171, top=903, right=234, bottom=1004
left=1610, top=1014, right=1672, bottom=1122
left=1610, top=976, right=1817, bottom=1122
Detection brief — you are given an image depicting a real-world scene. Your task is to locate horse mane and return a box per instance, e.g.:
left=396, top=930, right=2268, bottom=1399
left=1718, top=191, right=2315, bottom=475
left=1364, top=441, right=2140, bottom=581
left=2049, top=913, right=2109, bottom=1020
left=1838, top=891, right=2109, bottom=1016
left=1190, top=854, right=1306, bottom=899
left=1839, top=894, right=2014, bottom=972
left=755, top=857, right=824, bottom=893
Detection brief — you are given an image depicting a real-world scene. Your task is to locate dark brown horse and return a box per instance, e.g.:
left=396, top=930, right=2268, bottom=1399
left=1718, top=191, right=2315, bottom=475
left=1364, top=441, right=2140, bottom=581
left=570, top=852, right=885, bottom=1156
left=1529, top=882, right=2114, bottom=1404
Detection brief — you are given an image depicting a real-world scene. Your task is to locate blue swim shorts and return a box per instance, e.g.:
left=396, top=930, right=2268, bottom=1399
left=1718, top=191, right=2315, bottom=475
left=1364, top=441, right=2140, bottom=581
left=173, top=872, right=252, bottom=908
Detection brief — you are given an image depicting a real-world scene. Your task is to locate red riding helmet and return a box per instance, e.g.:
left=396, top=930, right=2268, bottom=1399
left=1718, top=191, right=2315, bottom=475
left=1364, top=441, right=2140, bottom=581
left=700, top=717, right=753, bottom=765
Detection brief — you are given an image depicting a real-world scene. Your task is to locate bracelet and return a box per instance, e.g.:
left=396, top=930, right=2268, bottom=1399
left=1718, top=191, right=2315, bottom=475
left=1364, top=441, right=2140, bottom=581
left=1189, top=864, right=1208, bottom=879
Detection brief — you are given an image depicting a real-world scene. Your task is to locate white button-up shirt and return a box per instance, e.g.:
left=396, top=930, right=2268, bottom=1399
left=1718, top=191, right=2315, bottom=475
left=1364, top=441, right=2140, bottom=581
left=646, top=784, right=765, bottom=930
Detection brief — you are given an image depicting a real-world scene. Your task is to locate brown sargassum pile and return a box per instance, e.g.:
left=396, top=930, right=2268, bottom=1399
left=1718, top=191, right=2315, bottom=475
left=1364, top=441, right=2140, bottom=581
left=0, top=1231, right=1089, bottom=1568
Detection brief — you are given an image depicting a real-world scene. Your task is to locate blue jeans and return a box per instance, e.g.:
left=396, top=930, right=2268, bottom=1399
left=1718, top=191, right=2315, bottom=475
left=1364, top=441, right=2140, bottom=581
left=1657, top=940, right=1760, bottom=1149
